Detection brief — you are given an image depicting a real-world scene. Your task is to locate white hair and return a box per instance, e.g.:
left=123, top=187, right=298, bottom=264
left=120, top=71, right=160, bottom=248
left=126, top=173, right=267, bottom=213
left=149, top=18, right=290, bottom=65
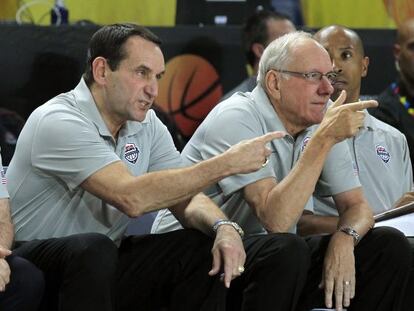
left=257, top=31, right=314, bottom=88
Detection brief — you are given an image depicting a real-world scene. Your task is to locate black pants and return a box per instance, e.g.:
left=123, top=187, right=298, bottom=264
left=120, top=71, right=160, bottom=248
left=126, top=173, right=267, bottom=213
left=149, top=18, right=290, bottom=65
left=13, top=230, right=308, bottom=311
left=0, top=255, right=44, bottom=311
left=298, top=227, right=411, bottom=311
left=403, top=237, right=414, bottom=311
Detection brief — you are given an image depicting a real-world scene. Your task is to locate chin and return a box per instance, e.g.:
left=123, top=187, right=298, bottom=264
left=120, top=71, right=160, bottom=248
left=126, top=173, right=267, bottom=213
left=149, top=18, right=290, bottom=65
left=132, top=113, right=147, bottom=122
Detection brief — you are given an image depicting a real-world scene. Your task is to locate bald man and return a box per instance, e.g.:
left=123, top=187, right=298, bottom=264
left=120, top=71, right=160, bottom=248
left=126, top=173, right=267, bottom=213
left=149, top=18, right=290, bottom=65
left=370, top=18, right=414, bottom=181
left=298, top=24, right=414, bottom=311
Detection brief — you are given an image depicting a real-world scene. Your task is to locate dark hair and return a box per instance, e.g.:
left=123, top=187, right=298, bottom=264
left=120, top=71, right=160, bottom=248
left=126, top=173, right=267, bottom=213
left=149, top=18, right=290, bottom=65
left=83, top=23, right=162, bottom=86
left=243, top=10, right=292, bottom=67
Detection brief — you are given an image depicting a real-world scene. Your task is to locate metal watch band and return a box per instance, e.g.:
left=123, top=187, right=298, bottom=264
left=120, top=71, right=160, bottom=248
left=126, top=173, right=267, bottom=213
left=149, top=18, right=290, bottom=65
left=212, top=219, right=244, bottom=238
left=338, top=226, right=360, bottom=244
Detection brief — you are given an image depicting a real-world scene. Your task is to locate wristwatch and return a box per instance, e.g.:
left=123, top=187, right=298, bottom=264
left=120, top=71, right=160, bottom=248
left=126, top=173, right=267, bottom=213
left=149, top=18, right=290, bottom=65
left=212, top=219, right=244, bottom=238
left=338, top=226, right=360, bottom=244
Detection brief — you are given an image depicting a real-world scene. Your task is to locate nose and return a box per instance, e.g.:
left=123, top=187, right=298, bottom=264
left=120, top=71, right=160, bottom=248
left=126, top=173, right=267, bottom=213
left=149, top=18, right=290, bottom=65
left=319, top=75, right=334, bottom=95
left=332, top=59, right=343, bottom=74
left=144, top=78, right=158, bottom=99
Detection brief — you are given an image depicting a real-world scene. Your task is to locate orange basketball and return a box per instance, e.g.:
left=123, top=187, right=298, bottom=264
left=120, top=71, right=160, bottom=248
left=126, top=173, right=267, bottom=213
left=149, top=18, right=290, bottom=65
left=155, top=54, right=223, bottom=138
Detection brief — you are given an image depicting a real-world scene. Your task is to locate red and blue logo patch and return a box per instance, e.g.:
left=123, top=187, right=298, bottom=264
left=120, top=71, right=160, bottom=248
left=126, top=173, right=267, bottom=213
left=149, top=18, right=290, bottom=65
left=375, top=144, right=390, bottom=163
left=124, top=143, right=139, bottom=164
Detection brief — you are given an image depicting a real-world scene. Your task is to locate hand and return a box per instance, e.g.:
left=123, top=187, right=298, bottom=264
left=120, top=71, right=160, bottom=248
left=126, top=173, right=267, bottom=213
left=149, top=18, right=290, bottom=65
left=317, top=90, right=378, bottom=144
left=0, top=258, right=10, bottom=292
left=224, top=131, right=286, bottom=175
left=0, top=247, right=11, bottom=259
left=208, top=224, right=246, bottom=288
left=320, top=232, right=355, bottom=311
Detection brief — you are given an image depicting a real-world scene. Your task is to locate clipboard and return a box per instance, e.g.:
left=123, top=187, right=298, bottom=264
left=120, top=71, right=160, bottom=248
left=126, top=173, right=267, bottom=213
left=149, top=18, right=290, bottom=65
left=374, top=201, right=414, bottom=222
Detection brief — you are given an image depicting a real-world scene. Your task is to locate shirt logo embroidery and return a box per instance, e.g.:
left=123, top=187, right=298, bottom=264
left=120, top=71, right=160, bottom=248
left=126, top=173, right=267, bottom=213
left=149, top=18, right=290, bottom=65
left=301, top=136, right=311, bottom=151
left=376, top=145, right=390, bottom=163
left=1, top=169, right=6, bottom=185
left=124, top=143, right=139, bottom=164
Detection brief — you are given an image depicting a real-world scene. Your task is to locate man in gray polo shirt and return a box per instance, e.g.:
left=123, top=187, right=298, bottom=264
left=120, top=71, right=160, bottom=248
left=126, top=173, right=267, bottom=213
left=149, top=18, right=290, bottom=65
left=298, top=25, right=414, bottom=311
left=153, top=31, right=411, bottom=311
left=6, top=24, right=290, bottom=311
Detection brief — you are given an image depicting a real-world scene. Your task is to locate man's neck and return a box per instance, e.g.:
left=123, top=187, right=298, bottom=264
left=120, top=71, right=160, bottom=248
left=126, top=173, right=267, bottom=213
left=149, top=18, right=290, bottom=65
left=90, top=85, right=124, bottom=139
left=271, top=101, right=307, bottom=138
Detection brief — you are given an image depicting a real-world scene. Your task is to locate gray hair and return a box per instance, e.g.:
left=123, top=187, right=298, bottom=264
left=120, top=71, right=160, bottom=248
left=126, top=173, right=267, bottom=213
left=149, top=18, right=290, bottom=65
left=257, top=31, right=313, bottom=88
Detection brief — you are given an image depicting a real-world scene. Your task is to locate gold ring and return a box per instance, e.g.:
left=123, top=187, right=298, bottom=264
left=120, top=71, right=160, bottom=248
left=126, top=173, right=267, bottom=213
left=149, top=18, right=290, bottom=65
left=238, top=266, right=245, bottom=274
left=261, top=158, right=269, bottom=168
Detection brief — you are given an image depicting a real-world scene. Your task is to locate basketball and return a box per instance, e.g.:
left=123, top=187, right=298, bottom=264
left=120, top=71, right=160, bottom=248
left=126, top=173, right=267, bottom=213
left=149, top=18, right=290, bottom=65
left=155, top=54, right=223, bottom=139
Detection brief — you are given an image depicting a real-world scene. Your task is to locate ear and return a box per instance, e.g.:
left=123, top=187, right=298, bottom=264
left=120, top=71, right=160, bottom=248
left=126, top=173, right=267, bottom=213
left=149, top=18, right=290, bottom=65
left=393, top=43, right=401, bottom=60
left=361, top=56, right=369, bottom=78
left=264, top=70, right=281, bottom=101
left=92, top=57, right=109, bottom=86
left=252, top=43, right=265, bottom=60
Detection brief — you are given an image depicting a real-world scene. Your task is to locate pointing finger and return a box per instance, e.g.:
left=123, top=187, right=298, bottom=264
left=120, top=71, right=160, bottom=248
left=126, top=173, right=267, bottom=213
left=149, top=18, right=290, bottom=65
left=344, top=100, right=378, bottom=111
left=259, top=131, right=286, bottom=143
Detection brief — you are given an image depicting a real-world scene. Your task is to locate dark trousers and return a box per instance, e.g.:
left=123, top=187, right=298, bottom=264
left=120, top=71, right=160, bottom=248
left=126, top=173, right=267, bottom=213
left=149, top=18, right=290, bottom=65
left=298, top=227, right=412, bottom=311
left=13, top=230, right=309, bottom=311
left=0, top=255, right=44, bottom=311
left=403, top=237, right=414, bottom=311
left=226, top=233, right=309, bottom=311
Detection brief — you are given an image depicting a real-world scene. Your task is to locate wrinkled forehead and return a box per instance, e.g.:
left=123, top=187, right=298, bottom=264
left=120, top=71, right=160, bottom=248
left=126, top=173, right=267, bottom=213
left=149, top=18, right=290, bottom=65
left=286, top=39, right=332, bottom=70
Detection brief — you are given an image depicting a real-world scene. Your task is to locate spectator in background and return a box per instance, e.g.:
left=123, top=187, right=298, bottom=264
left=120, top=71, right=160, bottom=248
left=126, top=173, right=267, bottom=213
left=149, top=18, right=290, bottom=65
left=153, top=31, right=410, bottom=311
left=271, top=0, right=303, bottom=26
left=299, top=25, right=414, bottom=311
left=370, top=18, right=414, bottom=179
left=0, top=152, right=44, bottom=311
left=222, top=9, right=295, bottom=100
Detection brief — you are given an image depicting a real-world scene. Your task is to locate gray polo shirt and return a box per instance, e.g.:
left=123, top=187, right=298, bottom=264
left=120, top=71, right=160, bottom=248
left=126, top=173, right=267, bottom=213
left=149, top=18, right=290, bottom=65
left=314, top=112, right=413, bottom=216
left=152, top=85, right=360, bottom=235
left=7, top=79, right=182, bottom=244
left=0, top=154, right=8, bottom=199
left=221, top=76, right=257, bottom=101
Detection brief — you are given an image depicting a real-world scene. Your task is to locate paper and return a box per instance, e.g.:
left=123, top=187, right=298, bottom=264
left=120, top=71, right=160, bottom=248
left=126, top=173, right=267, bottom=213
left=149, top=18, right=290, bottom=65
left=374, top=201, right=414, bottom=222
left=375, top=213, right=414, bottom=237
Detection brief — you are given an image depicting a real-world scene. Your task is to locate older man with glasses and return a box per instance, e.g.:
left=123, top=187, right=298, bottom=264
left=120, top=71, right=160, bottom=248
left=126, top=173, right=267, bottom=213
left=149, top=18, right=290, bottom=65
left=153, top=31, right=411, bottom=311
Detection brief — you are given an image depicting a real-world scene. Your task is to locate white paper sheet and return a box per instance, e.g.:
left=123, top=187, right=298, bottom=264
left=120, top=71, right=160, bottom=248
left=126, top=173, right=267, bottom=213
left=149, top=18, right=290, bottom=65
left=375, top=213, right=414, bottom=237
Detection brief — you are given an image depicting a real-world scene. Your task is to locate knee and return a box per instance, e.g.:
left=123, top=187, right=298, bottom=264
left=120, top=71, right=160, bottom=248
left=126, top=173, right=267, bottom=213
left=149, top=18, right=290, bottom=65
left=252, top=233, right=310, bottom=269
left=367, top=227, right=411, bottom=263
left=6, top=255, right=45, bottom=306
left=66, top=233, right=118, bottom=274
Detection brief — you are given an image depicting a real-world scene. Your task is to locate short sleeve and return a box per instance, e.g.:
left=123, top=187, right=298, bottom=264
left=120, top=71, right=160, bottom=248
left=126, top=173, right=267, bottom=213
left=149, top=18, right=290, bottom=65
left=31, top=108, right=120, bottom=190
left=147, top=114, right=184, bottom=172
left=316, top=140, right=361, bottom=196
left=0, top=154, right=8, bottom=199
left=199, top=106, right=275, bottom=196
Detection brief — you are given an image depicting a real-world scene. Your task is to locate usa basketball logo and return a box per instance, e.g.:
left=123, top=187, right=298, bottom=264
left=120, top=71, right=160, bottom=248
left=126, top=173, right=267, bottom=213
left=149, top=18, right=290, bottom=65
left=1, top=169, right=6, bottom=185
left=376, top=145, right=390, bottom=163
left=301, top=136, right=311, bottom=151
left=124, top=143, right=139, bottom=164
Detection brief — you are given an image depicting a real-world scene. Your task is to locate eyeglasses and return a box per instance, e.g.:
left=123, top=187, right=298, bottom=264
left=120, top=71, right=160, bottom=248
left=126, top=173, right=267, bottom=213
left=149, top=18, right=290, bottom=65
left=274, top=69, right=337, bottom=84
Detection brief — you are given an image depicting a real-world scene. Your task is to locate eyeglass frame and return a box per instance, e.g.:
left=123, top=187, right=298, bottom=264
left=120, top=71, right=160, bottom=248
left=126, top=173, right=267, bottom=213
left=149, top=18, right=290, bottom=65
left=272, top=69, right=337, bottom=84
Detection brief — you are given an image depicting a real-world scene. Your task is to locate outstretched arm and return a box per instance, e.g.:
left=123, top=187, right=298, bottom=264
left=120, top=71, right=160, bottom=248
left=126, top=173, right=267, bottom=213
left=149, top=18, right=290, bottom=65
left=81, top=132, right=284, bottom=217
